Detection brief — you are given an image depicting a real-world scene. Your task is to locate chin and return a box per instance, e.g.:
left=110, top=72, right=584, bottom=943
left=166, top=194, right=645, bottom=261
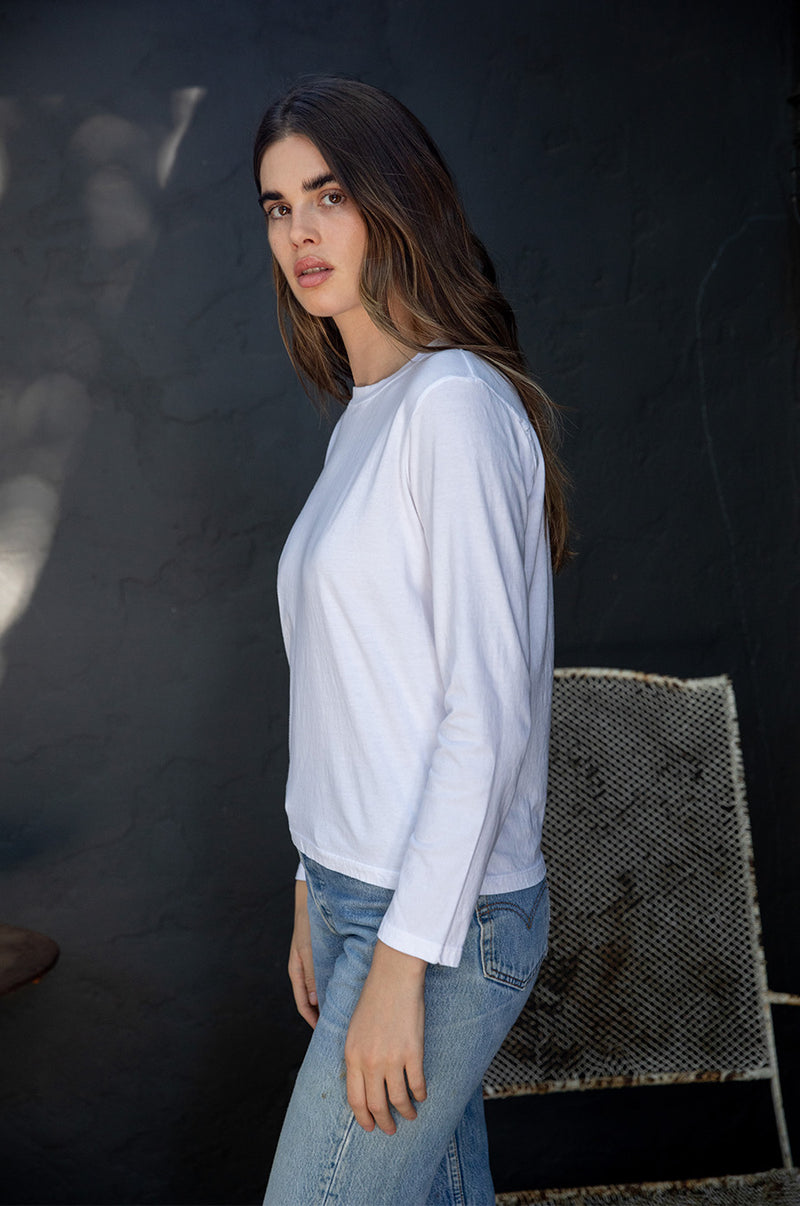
left=297, top=300, right=338, bottom=320
left=289, top=288, right=333, bottom=318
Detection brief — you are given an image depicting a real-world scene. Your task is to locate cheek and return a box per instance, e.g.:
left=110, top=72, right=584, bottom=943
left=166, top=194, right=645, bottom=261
left=350, top=218, right=369, bottom=264
left=268, top=231, right=292, bottom=276
left=355, top=239, right=369, bottom=281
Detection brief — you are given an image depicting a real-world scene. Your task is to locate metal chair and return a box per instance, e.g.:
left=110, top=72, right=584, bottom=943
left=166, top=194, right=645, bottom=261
left=485, top=668, right=799, bottom=1205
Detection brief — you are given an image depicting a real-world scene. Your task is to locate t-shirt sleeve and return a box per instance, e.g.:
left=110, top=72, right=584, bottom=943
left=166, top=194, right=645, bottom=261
left=376, top=376, right=544, bottom=966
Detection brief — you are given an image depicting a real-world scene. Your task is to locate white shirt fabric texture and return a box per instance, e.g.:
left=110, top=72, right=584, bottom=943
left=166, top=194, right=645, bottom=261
left=277, top=347, right=554, bottom=968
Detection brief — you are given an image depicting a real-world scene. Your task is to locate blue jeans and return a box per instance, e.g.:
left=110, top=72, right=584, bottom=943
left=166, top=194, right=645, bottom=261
left=263, top=857, right=549, bottom=1206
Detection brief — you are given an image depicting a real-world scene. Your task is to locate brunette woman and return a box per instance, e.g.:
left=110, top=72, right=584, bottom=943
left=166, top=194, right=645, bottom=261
left=254, top=75, right=569, bottom=1205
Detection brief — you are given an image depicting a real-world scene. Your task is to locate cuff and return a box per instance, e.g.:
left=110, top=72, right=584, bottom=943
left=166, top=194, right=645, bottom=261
left=377, top=917, right=462, bottom=968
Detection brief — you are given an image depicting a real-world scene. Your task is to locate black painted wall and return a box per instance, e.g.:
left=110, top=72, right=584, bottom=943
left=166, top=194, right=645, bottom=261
left=0, top=1, right=797, bottom=1202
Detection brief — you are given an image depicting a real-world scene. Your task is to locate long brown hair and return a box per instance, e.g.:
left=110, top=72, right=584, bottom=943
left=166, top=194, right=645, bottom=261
left=253, top=76, right=570, bottom=570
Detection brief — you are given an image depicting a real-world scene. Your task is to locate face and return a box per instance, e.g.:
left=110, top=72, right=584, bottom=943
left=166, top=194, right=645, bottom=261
left=258, top=134, right=368, bottom=327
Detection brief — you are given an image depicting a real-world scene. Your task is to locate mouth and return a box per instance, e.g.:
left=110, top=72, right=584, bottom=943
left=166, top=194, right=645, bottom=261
left=294, top=257, right=333, bottom=288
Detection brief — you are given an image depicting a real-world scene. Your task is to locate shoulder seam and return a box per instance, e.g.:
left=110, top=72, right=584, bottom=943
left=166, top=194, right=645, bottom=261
left=407, top=365, right=539, bottom=462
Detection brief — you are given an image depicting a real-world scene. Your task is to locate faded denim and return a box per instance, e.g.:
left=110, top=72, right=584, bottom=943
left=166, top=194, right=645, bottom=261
left=263, top=856, right=549, bottom=1206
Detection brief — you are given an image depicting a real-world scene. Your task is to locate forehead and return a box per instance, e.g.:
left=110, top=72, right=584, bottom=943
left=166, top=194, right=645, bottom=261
left=258, top=133, right=332, bottom=194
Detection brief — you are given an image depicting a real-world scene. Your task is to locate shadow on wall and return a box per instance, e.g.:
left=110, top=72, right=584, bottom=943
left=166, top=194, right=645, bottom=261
left=0, top=87, right=205, bottom=684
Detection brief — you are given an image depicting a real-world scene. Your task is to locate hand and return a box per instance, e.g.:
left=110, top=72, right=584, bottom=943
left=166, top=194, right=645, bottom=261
left=288, top=879, right=318, bottom=1029
left=344, top=939, right=428, bottom=1135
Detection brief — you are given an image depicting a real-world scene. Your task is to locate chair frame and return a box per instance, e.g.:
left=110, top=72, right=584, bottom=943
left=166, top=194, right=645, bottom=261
left=485, top=668, right=799, bottom=1203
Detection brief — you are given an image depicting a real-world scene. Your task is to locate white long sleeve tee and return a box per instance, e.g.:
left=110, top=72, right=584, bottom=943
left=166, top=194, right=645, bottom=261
left=277, top=348, right=554, bottom=967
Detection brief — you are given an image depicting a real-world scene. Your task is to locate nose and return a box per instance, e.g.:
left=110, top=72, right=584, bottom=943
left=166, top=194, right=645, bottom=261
left=289, top=205, right=320, bottom=248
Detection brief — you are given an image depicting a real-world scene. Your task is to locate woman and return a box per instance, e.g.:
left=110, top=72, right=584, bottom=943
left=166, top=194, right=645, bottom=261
left=254, top=76, right=569, bottom=1205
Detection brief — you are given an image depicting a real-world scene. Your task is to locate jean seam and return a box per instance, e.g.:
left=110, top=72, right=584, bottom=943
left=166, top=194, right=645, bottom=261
left=319, top=1110, right=358, bottom=1205
left=445, top=1132, right=466, bottom=1206
left=303, top=863, right=339, bottom=937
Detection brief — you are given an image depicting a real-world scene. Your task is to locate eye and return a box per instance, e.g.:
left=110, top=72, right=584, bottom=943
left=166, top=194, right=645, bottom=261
left=266, top=203, right=290, bottom=221
left=321, top=191, right=345, bottom=207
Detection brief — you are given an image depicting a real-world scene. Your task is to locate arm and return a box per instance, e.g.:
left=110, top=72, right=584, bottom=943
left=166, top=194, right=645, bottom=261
left=377, top=377, right=546, bottom=966
left=289, top=876, right=427, bottom=1132
left=345, top=379, right=545, bottom=1132
left=344, top=940, right=427, bottom=1134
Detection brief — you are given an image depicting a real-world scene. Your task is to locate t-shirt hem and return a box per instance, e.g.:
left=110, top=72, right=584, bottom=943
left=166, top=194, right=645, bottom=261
left=293, top=833, right=546, bottom=900
left=294, top=834, right=546, bottom=898
left=292, top=833, right=400, bottom=891
left=479, top=855, right=547, bottom=894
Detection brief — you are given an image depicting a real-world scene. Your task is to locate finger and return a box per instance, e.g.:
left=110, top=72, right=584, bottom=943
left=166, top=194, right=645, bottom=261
left=290, top=978, right=317, bottom=1028
left=288, top=953, right=319, bottom=1029
left=365, top=1074, right=396, bottom=1136
left=296, top=995, right=319, bottom=1029
left=385, top=1071, right=417, bottom=1122
left=304, top=962, right=318, bottom=1009
left=346, top=1067, right=375, bottom=1133
left=405, top=1058, right=427, bottom=1104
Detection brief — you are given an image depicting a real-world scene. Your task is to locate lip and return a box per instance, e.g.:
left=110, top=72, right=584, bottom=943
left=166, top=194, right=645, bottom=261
left=294, top=256, right=333, bottom=287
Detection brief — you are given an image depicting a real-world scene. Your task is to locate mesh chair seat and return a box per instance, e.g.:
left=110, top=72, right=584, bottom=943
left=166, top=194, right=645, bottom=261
left=487, top=669, right=797, bottom=1202
left=496, top=1168, right=800, bottom=1205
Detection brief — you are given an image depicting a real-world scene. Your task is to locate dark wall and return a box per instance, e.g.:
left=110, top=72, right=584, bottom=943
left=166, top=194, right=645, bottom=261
left=0, top=2, right=796, bottom=1202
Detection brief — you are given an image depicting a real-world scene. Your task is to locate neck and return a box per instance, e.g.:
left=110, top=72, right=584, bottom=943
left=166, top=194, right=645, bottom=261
left=335, top=308, right=414, bottom=387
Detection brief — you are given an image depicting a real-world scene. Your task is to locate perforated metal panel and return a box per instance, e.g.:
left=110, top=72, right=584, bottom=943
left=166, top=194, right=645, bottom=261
left=485, top=669, right=771, bottom=1096
left=496, top=1169, right=800, bottom=1205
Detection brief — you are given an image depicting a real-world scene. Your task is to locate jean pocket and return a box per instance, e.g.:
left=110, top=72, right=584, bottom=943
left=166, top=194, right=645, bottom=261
left=476, top=879, right=550, bottom=990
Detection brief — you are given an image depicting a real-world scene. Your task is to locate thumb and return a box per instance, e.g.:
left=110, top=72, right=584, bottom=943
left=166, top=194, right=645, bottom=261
left=305, top=963, right=318, bottom=1006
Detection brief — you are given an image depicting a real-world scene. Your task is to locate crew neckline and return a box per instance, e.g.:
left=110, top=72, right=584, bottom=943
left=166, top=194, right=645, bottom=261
left=349, top=350, right=429, bottom=406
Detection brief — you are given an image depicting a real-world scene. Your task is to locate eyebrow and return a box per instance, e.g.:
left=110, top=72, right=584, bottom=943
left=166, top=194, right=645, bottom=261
left=258, top=172, right=338, bottom=206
